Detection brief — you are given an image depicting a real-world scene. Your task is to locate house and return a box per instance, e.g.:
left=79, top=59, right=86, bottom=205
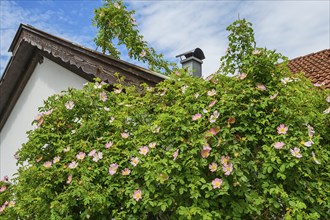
left=0, top=24, right=328, bottom=179
left=288, top=49, right=330, bottom=88
left=0, top=24, right=167, bottom=178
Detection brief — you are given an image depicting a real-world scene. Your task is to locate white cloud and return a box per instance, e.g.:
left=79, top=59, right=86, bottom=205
left=1, top=1, right=329, bottom=78
left=129, top=1, right=330, bottom=77
left=130, top=1, right=235, bottom=76
left=242, top=1, right=329, bottom=58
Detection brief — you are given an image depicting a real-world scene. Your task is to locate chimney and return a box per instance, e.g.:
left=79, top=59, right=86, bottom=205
left=176, top=48, right=205, bottom=77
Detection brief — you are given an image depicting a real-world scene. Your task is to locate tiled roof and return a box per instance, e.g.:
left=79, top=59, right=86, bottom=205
left=288, top=49, right=330, bottom=88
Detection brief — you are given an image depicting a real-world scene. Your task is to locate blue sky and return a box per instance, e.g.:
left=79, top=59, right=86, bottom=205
left=1, top=0, right=329, bottom=77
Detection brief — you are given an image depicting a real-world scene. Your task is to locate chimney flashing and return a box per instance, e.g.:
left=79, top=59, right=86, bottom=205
left=180, top=56, right=203, bottom=64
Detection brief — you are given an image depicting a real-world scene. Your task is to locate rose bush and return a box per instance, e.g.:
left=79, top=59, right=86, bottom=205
left=1, top=18, right=329, bottom=219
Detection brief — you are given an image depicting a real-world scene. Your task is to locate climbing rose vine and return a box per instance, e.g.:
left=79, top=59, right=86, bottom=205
left=93, top=0, right=177, bottom=74
left=1, top=19, right=330, bottom=219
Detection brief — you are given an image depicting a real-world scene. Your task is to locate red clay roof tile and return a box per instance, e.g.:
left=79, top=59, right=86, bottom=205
left=288, top=49, right=330, bottom=88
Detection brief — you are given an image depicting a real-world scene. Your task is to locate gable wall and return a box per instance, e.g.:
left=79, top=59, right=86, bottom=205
left=0, top=57, right=87, bottom=178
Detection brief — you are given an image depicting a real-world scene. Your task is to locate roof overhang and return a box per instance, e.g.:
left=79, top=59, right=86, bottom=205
left=0, top=24, right=168, bottom=131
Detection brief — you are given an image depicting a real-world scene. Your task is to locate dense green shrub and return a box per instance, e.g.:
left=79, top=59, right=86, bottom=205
left=1, top=19, right=329, bottom=219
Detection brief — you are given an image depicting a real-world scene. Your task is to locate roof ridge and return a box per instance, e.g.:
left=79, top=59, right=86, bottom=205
left=289, top=48, right=330, bottom=62
left=8, top=24, right=168, bottom=81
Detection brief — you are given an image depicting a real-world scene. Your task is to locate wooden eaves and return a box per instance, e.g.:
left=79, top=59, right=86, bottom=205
left=0, top=24, right=168, bottom=131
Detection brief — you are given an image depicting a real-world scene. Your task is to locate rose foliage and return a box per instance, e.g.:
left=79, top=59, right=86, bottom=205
left=1, top=19, right=330, bottom=219
left=93, top=0, right=177, bottom=74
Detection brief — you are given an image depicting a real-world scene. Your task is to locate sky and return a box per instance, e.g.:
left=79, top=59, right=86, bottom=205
left=0, top=0, right=329, bottom=78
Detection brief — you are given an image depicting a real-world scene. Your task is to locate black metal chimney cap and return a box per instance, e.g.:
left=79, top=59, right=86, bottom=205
left=176, top=48, right=205, bottom=60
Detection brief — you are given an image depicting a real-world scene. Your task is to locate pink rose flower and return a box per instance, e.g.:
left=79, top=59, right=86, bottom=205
left=209, top=162, right=218, bottom=172
left=121, top=132, right=130, bottom=139
left=173, top=149, right=179, bottom=161
left=130, top=157, right=139, bottom=166
left=0, top=186, right=7, bottom=193
left=149, top=142, right=156, bottom=149
left=220, top=156, right=230, bottom=166
left=67, top=174, right=73, bottom=184
left=76, top=152, right=86, bottom=160
left=212, top=178, right=223, bottom=189
left=274, top=142, right=285, bottom=149
left=92, top=151, right=103, bottom=162
left=207, top=89, right=217, bottom=96
left=256, top=84, right=267, bottom=91
left=307, top=124, right=315, bottom=138
left=290, top=147, right=302, bottom=158
left=109, top=163, right=118, bottom=175
left=100, top=91, right=107, bottom=102
left=222, top=163, right=233, bottom=176
left=65, top=101, right=74, bottom=110
left=201, top=145, right=211, bottom=158
left=192, top=113, right=202, bottom=121
left=303, top=140, right=314, bottom=147
left=88, top=149, right=96, bottom=157
left=209, top=100, right=217, bottom=107
left=139, top=146, right=149, bottom=155
left=270, top=92, right=278, bottom=100
left=238, top=73, right=247, bottom=80
left=208, top=127, right=220, bottom=136
left=122, top=168, right=131, bottom=176
left=1, top=176, right=8, bottom=182
left=105, top=142, right=113, bottom=149
left=53, top=156, right=60, bottom=163
left=277, top=124, right=288, bottom=134
left=68, top=161, right=78, bottom=169
left=133, top=189, right=142, bottom=201
left=312, top=151, right=321, bottom=164
left=43, top=161, right=52, bottom=168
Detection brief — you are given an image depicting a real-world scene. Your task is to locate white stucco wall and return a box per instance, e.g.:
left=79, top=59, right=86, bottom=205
left=0, top=57, right=87, bottom=179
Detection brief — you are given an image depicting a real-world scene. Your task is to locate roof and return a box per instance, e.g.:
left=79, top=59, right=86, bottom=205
left=0, top=24, right=168, bottom=131
left=288, top=49, right=330, bottom=88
